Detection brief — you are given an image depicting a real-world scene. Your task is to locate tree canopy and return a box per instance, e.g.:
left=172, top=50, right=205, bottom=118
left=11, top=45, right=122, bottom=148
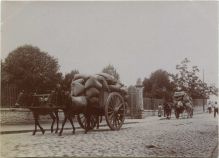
left=143, top=69, right=173, bottom=101
left=169, top=58, right=218, bottom=98
left=62, top=70, right=79, bottom=90
left=1, top=45, right=61, bottom=92
left=102, top=64, right=120, bottom=81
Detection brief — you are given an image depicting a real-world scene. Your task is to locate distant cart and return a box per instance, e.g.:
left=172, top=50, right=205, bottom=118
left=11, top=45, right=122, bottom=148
left=173, top=91, right=193, bottom=119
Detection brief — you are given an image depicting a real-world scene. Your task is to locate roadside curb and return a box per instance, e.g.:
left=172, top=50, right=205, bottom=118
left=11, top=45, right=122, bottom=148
left=0, top=121, right=139, bottom=135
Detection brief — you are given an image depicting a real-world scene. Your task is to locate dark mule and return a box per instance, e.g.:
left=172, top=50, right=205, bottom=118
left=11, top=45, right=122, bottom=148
left=174, top=102, right=193, bottom=119
left=15, top=92, right=59, bottom=135
left=50, top=90, right=78, bottom=136
left=163, top=102, right=172, bottom=119
left=49, top=90, right=100, bottom=136
left=174, top=105, right=185, bottom=119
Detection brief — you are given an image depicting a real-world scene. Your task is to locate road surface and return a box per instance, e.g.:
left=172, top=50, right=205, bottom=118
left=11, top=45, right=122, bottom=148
left=0, top=113, right=218, bottom=157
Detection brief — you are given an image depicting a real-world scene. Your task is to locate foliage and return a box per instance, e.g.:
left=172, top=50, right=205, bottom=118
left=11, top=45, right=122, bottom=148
left=102, top=64, right=120, bottom=80
left=143, top=69, right=174, bottom=101
left=1, top=45, right=61, bottom=92
left=169, top=58, right=218, bottom=98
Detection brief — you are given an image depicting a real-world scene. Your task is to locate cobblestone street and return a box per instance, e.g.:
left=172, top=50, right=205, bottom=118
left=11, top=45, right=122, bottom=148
left=0, top=113, right=218, bottom=157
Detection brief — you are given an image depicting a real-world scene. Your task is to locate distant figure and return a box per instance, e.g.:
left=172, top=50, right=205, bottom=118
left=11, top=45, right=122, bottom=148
left=207, top=101, right=212, bottom=114
left=213, top=101, right=218, bottom=118
left=158, top=104, right=162, bottom=117
left=163, top=102, right=171, bottom=119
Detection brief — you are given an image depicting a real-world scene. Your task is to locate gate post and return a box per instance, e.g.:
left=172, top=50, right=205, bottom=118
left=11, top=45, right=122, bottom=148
left=135, top=79, right=144, bottom=118
left=127, top=79, right=144, bottom=119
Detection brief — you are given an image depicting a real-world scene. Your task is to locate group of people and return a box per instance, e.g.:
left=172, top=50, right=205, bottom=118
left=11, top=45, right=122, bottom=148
left=158, top=102, right=172, bottom=119
left=207, top=101, right=218, bottom=118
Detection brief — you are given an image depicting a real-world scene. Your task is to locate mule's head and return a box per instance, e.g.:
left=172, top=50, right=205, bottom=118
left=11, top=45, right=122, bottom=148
left=47, top=89, right=70, bottom=108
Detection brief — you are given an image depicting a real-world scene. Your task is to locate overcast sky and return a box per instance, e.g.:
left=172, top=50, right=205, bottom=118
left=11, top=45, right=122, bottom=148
left=1, top=1, right=218, bottom=86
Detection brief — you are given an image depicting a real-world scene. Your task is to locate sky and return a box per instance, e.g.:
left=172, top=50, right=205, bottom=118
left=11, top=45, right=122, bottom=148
left=1, top=1, right=218, bottom=87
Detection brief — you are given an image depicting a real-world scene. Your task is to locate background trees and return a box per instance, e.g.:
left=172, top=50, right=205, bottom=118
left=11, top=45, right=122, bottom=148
left=1, top=45, right=61, bottom=92
left=102, top=64, right=120, bottom=81
left=2, top=44, right=217, bottom=101
left=143, top=69, right=173, bottom=101
left=143, top=58, right=218, bottom=100
left=169, top=58, right=218, bottom=99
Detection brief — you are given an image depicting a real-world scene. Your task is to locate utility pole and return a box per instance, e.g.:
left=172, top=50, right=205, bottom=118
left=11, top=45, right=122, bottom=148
left=203, top=69, right=205, bottom=112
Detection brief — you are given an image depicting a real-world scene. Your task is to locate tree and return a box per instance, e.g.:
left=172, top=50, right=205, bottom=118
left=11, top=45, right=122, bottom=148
left=143, top=69, right=173, bottom=100
left=170, top=58, right=218, bottom=98
left=62, top=70, right=79, bottom=90
left=102, top=64, right=120, bottom=80
left=2, top=45, right=61, bottom=92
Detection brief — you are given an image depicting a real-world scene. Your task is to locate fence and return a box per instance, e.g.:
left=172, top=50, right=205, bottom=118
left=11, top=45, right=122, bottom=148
left=0, top=84, right=208, bottom=111
left=143, top=98, right=164, bottom=110
left=1, top=85, right=20, bottom=107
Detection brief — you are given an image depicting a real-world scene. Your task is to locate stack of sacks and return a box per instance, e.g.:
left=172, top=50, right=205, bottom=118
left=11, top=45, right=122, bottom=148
left=70, top=73, right=129, bottom=108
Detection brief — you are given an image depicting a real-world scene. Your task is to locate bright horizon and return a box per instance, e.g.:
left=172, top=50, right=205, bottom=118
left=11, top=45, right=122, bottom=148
left=1, top=1, right=218, bottom=87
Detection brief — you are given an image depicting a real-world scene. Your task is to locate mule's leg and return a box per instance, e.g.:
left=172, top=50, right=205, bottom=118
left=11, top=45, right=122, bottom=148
left=96, top=116, right=99, bottom=129
left=49, top=113, right=56, bottom=133
left=186, top=108, right=190, bottom=119
left=99, top=115, right=102, bottom=123
left=59, top=115, right=67, bottom=136
left=68, top=115, right=75, bottom=134
left=191, top=109, right=193, bottom=118
left=84, top=114, right=89, bottom=134
left=36, top=118, right=45, bottom=134
left=85, top=114, right=91, bottom=134
left=55, top=111, right=59, bottom=133
left=170, top=109, right=172, bottom=118
left=33, top=114, right=38, bottom=135
left=168, top=110, right=171, bottom=119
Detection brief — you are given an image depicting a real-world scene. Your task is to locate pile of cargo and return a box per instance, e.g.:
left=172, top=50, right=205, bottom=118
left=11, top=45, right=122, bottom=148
left=70, top=73, right=128, bottom=107
left=173, top=91, right=193, bottom=108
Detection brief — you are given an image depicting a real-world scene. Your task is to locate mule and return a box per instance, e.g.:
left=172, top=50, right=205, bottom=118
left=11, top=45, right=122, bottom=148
left=15, top=91, right=59, bottom=135
left=163, top=102, right=172, bottom=119
left=49, top=90, right=101, bottom=136
left=48, top=90, right=86, bottom=135
left=174, top=101, right=193, bottom=119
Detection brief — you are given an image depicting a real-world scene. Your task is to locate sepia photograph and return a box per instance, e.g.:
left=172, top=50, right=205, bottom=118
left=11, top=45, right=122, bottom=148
left=0, top=1, right=218, bottom=157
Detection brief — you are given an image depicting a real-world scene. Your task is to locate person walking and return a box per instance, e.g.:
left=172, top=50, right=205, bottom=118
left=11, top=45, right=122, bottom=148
left=213, top=101, right=218, bottom=118
left=207, top=101, right=212, bottom=114
left=158, top=104, right=162, bottom=117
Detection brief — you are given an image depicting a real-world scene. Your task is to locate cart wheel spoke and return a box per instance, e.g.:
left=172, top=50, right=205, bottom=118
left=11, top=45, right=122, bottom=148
left=108, top=110, right=114, bottom=115
left=109, top=112, right=114, bottom=120
left=113, top=117, right=117, bottom=128
left=116, top=116, right=120, bottom=126
left=108, top=106, right=114, bottom=111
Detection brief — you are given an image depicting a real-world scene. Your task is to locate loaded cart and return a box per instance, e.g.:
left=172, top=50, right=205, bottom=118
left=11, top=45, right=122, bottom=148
left=72, top=73, right=128, bottom=131
left=173, top=91, right=193, bottom=119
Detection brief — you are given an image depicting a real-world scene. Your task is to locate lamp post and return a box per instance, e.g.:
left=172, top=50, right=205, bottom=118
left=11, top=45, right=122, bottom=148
left=202, top=89, right=207, bottom=112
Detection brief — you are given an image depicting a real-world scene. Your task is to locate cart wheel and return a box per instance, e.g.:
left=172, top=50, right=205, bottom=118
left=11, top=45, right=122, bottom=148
left=77, top=113, right=97, bottom=130
left=105, top=92, right=125, bottom=130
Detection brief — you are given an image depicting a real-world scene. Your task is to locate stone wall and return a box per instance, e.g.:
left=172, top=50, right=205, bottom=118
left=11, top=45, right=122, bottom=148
left=0, top=108, right=65, bottom=125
